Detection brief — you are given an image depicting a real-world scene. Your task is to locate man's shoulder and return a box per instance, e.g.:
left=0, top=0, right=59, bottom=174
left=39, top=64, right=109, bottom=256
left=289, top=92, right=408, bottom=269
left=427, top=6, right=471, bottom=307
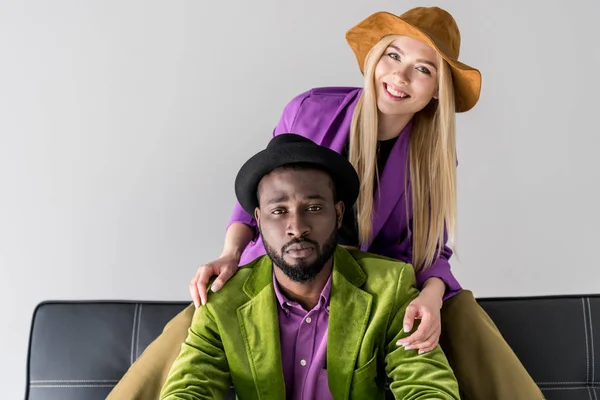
left=345, top=248, right=416, bottom=287
left=346, top=247, right=413, bottom=269
left=204, top=256, right=266, bottom=309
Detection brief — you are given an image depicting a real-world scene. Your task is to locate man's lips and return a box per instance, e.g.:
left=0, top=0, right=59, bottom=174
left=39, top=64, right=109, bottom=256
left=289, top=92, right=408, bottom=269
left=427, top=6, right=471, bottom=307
left=286, top=243, right=314, bottom=252
left=284, top=242, right=315, bottom=258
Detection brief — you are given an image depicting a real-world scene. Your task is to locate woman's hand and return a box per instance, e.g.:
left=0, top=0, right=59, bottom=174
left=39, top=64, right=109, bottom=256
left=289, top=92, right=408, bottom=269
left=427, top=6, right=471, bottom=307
left=190, top=222, right=254, bottom=307
left=397, top=289, right=443, bottom=354
left=189, top=254, right=239, bottom=308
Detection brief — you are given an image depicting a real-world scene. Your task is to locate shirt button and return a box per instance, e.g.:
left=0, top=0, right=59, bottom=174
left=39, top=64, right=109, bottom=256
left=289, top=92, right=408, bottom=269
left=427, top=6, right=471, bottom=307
left=305, top=317, right=312, bottom=324
left=300, top=359, right=307, bottom=366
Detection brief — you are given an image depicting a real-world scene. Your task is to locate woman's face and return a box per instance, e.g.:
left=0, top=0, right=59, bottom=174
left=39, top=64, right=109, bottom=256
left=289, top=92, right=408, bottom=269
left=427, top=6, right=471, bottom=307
left=374, top=36, right=439, bottom=117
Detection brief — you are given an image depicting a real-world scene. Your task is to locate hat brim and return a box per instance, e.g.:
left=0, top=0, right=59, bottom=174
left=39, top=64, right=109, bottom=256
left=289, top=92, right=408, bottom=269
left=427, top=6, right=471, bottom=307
left=235, top=141, right=360, bottom=216
left=345, top=12, right=482, bottom=112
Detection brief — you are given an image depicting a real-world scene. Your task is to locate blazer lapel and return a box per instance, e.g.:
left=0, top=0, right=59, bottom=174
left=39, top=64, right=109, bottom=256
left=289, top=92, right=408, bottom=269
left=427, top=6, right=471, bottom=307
left=363, top=123, right=411, bottom=251
left=237, top=258, right=286, bottom=399
left=327, top=247, right=372, bottom=399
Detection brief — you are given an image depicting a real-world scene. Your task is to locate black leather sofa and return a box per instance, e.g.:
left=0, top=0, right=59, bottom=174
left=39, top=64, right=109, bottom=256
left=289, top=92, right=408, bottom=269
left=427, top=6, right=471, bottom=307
left=26, top=295, right=600, bottom=399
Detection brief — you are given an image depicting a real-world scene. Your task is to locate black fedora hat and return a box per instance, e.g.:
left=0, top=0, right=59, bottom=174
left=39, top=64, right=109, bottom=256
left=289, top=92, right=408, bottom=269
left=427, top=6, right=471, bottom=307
left=235, top=133, right=360, bottom=215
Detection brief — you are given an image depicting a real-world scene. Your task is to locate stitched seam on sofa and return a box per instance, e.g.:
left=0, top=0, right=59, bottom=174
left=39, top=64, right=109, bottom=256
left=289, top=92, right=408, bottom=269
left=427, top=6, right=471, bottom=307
left=136, top=304, right=143, bottom=359
left=584, top=298, right=591, bottom=384
left=588, top=299, right=596, bottom=385
left=30, top=384, right=116, bottom=388
left=31, top=380, right=119, bottom=383
left=536, top=381, right=600, bottom=385
left=130, top=304, right=139, bottom=365
left=583, top=298, right=594, bottom=400
left=542, top=387, right=599, bottom=391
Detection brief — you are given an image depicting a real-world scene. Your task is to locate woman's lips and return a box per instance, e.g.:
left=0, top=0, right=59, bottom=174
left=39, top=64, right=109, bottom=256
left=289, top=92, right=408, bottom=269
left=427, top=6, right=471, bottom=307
left=383, top=83, right=410, bottom=101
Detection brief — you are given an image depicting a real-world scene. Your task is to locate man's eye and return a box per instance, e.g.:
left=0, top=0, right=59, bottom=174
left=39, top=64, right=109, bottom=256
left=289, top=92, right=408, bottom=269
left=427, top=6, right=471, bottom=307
left=307, top=206, right=322, bottom=212
left=272, top=209, right=285, bottom=215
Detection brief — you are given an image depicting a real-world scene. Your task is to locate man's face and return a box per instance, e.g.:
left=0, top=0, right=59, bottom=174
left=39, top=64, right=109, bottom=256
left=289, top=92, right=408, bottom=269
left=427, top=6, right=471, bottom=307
left=255, top=167, right=344, bottom=283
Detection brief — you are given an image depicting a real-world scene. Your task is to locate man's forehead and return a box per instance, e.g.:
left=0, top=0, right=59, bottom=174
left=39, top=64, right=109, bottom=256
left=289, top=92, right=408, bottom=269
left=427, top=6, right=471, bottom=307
left=258, top=169, right=333, bottom=199
left=261, top=168, right=330, bottom=186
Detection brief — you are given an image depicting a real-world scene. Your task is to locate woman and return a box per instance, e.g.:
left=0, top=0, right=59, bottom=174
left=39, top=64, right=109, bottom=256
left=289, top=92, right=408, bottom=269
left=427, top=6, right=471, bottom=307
left=108, top=6, right=543, bottom=400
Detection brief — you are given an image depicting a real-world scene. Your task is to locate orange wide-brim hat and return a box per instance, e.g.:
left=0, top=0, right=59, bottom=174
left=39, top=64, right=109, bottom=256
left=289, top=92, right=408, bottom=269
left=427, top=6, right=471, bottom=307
left=346, top=6, right=482, bottom=112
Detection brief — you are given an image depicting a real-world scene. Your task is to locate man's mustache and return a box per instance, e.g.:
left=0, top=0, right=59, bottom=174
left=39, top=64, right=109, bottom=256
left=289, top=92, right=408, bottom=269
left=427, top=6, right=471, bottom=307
left=281, top=237, right=318, bottom=253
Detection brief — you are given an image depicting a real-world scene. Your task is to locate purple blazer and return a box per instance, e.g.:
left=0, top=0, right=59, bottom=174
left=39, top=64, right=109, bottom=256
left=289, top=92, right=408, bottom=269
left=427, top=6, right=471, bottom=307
left=227, top=87, right=461, bottom=300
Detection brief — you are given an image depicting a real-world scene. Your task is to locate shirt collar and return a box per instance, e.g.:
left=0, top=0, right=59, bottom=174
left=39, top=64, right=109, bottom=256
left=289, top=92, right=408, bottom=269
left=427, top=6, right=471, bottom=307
left=272, top=269, right=332, bottom=314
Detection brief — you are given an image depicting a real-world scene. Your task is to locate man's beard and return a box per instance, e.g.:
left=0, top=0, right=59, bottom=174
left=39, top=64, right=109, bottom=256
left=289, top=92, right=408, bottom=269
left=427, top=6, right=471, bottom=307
left=261, top=227, right=338, bottom=283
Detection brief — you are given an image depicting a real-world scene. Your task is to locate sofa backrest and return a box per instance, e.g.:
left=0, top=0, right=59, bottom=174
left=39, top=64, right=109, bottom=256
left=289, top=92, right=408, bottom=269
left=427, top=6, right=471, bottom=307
left=25, top=295, right=600, bottom=399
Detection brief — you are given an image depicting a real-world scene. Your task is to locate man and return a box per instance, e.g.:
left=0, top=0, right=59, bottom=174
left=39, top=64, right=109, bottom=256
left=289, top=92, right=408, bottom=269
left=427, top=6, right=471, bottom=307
left=159, top=134, right=459, bottom=399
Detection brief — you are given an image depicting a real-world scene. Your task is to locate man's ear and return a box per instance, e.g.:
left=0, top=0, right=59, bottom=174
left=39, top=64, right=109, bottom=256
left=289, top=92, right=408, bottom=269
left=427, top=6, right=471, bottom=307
left=335, top=201, right=345, bottom=229
left=254, top=207, right=261, bottom=229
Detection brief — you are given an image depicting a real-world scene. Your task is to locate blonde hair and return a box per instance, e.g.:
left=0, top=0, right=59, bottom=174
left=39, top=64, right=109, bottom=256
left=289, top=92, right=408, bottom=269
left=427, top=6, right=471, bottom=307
left=348, top=34, right=457, bottom=271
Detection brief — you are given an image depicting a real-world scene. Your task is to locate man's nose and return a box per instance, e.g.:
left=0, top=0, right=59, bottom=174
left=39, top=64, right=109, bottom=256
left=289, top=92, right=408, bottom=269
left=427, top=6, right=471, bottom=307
left=286, top=212, right=310, bottom=238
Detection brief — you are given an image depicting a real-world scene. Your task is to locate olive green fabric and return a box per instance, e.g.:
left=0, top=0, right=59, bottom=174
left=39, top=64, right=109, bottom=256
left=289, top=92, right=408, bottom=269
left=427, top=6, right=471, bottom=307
left=107, top=249, right=544, bottom=400
left=159, top=246, right=459, bottom=399
left=439, top=290, right=544, bottom=400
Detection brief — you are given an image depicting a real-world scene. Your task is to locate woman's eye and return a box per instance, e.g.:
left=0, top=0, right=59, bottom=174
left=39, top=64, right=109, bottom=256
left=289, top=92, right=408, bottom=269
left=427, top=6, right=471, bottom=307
left=387, top=52, right=400, bottom=61
left=416, top=66, right=431, bottom=75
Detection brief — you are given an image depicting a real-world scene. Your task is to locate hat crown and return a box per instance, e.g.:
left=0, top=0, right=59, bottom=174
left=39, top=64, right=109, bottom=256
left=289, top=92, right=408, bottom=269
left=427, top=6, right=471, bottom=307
left=234, top=133, right=360, bottom=215
left=267, top=133, right=312, bottom=149
left=399, top=6, right=461, bottom=59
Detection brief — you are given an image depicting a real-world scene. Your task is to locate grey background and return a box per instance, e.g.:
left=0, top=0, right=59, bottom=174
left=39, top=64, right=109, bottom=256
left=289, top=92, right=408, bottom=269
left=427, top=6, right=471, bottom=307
left=1, top=0, right=599, bottom=397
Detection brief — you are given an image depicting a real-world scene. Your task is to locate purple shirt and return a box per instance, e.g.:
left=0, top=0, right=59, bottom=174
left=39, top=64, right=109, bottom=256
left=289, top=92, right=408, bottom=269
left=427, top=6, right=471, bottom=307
left=228, top=87, right=461, bottom=300
left=273, top=271, right=333, bottom=400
